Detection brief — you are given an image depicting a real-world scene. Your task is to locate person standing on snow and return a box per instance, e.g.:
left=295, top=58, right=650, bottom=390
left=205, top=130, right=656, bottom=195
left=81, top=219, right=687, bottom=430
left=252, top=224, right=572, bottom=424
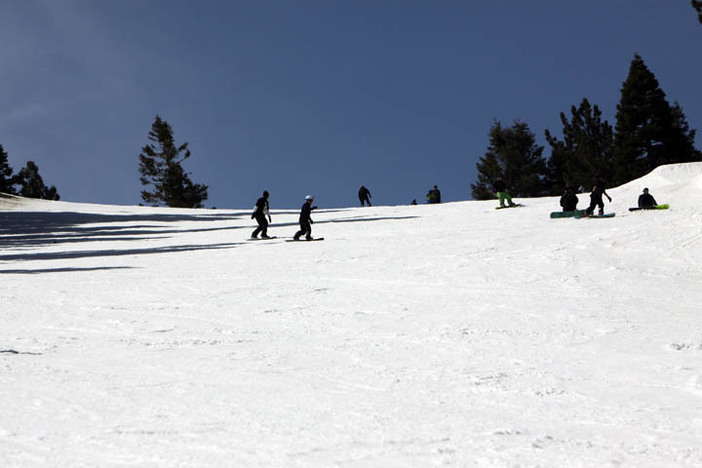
left=492, top=176, right=515, bottom=208
left=251, top=190, right=272, bottom=239
left=638, top=188, right=657, bottom=209
left=426, top=185, right=441, bottom=204
left=293, top=195, right=318, bottom=241
left=585, top=182, right=612, bottom=216
left=358, top=186, right=372, bottom=207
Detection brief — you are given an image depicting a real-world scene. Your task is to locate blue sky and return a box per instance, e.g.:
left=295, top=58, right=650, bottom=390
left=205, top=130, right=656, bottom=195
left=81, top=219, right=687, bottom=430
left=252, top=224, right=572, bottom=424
left=1, top=1, right=700, bottom=209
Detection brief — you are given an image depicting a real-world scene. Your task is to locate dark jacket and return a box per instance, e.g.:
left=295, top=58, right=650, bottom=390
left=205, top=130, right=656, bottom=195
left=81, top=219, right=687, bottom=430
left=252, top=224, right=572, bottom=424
left=638, top=193, right=657, bottom=208
left=492, top=179, right=507, bottom=193
left=252, top=197, right=270, bottom=219
left=299, top=201, right=316, bottom=223
left=560, top=189, right=578, bottom=211
left=358, top=186, right=371, bottom=200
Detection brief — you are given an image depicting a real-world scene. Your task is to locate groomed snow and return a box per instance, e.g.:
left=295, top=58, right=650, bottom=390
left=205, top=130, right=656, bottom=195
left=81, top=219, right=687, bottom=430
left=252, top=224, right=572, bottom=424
left=2, top=163, right=702, bottom=467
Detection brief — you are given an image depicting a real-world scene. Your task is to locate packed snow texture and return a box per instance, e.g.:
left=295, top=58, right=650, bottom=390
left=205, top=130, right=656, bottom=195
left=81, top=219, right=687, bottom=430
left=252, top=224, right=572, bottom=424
left=2, top=163, right=702, bottom=467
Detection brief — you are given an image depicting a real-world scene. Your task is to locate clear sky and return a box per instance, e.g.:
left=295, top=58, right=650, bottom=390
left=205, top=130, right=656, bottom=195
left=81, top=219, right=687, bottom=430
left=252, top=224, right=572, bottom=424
left=1, top=0, right=700, bottom=209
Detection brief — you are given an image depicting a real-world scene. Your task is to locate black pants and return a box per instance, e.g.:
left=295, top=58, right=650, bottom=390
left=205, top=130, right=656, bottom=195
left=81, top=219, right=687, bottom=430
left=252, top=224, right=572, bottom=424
left=360, top=196, right=371, bottom=207
left=586, top=200, right=604, bottom=215
left=294, top=220, right=311, bottom=240
left=252, top=213, right=268, bottom=237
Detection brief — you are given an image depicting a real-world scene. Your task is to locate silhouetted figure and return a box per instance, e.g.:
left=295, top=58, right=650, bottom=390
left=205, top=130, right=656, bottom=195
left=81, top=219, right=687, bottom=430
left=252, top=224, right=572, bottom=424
left=358, top=186, right=372, bottom=207
left=585, top=182, right=612, bottom=216
left=426, top=185, right=441, bottom=204
left=293, top=195, right=318, bottom=240
left=251, top=190, right=271, bottom=238
left=560, top=184, right=578, bottom=212
left=638, top=188, right=657, bottom=209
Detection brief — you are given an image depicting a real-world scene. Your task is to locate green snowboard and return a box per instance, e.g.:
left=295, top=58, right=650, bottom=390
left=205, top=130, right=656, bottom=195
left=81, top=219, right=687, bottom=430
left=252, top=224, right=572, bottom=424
left=550, top=210, right=585, bottom=219
left=628, top=204, right=669, bottom=212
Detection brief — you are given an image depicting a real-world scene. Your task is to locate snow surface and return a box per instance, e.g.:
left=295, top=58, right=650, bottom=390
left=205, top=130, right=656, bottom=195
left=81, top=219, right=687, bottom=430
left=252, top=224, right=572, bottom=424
left=2, top=163, right=702, bottom=467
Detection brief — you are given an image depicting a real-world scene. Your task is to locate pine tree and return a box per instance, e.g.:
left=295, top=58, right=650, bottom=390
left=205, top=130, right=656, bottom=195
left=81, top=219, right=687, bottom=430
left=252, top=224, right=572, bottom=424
left=613, top=55, right=701, bottom=185
left=15, top=161, right=60, bottom=200
left=544, top=98, right=614, bottom=194
left=471, top=120, right=547, bottom=199
left=693, top=0, right=702, bottom=23
left=138, top=115, right=208, bottom=208
left=0, top=144, right=16, bottom=195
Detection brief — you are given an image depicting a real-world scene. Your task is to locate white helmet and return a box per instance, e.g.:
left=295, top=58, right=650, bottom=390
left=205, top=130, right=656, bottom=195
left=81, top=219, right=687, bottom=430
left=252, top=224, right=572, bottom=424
left=305, top=195, right=314, bottom=200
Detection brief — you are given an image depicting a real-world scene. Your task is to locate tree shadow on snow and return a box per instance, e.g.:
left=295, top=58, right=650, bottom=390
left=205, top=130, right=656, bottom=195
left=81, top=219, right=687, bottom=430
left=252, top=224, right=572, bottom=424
left=0, top=242, right=241, bottom=263
left=0, top=210, right=249, bottom=250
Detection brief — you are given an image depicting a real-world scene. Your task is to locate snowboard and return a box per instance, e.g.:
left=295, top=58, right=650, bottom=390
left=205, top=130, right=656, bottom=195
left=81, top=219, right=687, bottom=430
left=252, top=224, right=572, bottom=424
left=628, top=204, right=669, bottom=212
left=495, top=204, right=522, bottom=210
left=248, top=236, right=278, bottom=241
left=574, top=212, right=615, bottom=219
left=550, top=210, right=585, bottom=219
left=286, top=238, right=325, bottom=242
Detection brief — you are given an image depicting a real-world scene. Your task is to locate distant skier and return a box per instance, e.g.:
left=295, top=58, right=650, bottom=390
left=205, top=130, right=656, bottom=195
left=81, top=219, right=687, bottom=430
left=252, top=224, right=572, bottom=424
left=358, top=186, right=372, bottom=207
left=251, top=190, right=272, bottom=239
left=426, top=185, right=441, bottom=204
left=585, top=182, right=612, bottom=216
left=638, top=188, right=657, bottom=209
left=293, top=195, right=318, bottom=241
left=560, top=184, right=578, bottom=212
left=492, top=176, right=515, bottom=208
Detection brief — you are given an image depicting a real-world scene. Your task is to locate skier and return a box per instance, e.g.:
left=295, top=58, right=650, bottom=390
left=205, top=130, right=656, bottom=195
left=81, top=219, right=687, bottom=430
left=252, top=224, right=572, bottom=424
left=293, top=195, right=318, bottom=241
left=426, top=185, right=441, bottom=204
left=560, top=184, right=578, bottom=212
left=492, top=176, right=515, bottom=208
left=638, top=188, right=657, bottom=209
left=585, top=182, right=612, bottom=216
left=358, top=186, right=372, bottom=207
left=251, top=190, right=272, bottom=239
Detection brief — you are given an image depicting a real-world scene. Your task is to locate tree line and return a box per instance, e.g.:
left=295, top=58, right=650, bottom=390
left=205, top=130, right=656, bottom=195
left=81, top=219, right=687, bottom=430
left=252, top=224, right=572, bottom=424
left=471, top=54, right=701, bottom=199
left=0, top=147, right=60, bottom=200
left=2, top=54, right=700, bottom=208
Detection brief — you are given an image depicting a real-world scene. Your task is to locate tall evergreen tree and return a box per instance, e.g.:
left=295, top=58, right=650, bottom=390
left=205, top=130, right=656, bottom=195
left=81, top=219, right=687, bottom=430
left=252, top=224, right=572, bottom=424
left=471, top=120, right=547, bottom=200
left=138, top=115, right=208, bottom=208
left=0, top=144, right=17, bottom=195
left=613, top=55, right=701, bottom=185
left=544, top=98, right=614, bottom=194
left=15, top=161, right=60, bottom=200
left=693, top=0, right=702, bottom=23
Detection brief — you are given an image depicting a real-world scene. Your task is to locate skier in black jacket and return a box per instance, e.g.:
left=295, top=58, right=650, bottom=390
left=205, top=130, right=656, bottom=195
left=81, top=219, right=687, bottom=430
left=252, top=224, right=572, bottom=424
left=358, top=186, right=372, bottom=207
left=293, top=195, right=317, bottom=240
left=585, top=183, right=612, bottom=216
left=638, top=188, right=657, bottom=208
left=251, top=190, right=272, bottom=239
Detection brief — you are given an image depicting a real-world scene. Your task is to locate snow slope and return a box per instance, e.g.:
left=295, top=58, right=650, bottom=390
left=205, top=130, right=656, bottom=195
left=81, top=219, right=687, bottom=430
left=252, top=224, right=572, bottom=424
left=2, top=163, right=702, bottom=467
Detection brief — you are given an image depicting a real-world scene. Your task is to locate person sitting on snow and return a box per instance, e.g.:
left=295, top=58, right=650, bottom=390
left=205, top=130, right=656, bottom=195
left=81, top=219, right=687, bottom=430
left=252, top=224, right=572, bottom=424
left=637, top=188, right=658, bottom=209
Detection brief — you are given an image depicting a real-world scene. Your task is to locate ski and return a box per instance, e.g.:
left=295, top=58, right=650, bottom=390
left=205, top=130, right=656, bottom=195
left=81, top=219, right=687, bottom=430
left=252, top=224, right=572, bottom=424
left=247, top=236, right=278, bottom=241
left=285, top=238, right=325, bottom=242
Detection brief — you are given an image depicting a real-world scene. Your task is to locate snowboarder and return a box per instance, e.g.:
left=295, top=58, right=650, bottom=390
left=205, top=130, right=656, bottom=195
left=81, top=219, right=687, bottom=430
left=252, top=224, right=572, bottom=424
left=358, top=186, right=372, bottom=207
left=585, top=183, right=612, bottom=216
left=492, top=176, right=515, bottom=208
left=560, top=184, right=578, bottom=212
left=426, top=185, right=441, bottom=204
left=251, top=190, right=272, bottom=239
left=293, top=195, right=318, bottom=241
left=638, top=188, right=657, bottom=209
